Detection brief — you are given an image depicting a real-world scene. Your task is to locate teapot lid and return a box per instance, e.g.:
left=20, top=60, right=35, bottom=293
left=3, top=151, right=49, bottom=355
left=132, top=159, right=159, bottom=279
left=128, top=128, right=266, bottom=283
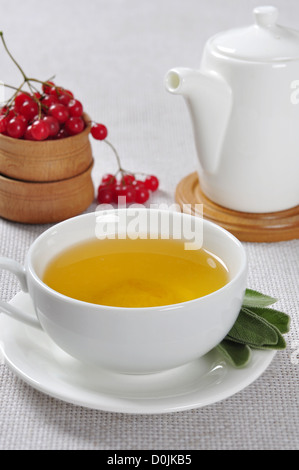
left=209, top=6, right=299, bottom=62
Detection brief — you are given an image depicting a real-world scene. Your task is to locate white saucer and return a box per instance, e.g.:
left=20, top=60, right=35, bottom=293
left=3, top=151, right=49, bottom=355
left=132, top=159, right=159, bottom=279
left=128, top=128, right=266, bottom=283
left=0, top=292, right=276, bottom=414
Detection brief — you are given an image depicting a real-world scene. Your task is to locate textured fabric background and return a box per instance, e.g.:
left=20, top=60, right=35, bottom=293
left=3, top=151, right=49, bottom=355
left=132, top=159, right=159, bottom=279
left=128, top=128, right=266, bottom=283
left=0, top=0, right=298, bottom=450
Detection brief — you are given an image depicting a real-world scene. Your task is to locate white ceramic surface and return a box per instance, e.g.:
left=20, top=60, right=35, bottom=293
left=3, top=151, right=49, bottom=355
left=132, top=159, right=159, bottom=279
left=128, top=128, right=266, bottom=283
left=165, top=6, right=299, bottom=213
left=0, top=292, right=275, bottom=414
left=0, top=209, right=247, bottom=374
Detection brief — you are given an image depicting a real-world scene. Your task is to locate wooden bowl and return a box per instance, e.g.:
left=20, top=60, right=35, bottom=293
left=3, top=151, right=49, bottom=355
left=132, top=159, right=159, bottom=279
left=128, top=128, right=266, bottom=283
left=0, top=113, right=93, bottom=182
left=0, top=161, right=95, bottom=224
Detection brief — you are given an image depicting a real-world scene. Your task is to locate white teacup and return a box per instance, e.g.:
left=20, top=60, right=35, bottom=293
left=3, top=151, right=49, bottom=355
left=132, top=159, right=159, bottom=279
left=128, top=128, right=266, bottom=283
left=0, top=209, right=247, bottom=374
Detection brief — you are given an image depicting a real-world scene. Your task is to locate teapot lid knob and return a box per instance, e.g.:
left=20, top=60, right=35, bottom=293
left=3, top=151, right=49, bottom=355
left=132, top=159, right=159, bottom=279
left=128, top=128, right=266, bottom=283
left=253, top=5, right=278, bottom=27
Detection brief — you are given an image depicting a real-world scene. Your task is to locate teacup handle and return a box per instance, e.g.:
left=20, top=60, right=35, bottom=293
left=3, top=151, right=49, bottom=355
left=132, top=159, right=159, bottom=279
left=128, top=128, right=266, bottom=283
left=0, top=257, right=42, bottom=329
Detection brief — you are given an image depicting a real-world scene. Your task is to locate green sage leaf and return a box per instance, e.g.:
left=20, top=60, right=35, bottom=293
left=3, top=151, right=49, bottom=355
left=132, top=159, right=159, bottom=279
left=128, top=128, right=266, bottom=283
left=227, top=307, right=278, bottom=348
left=217, top=340, right=251, bottom=368
left=247, top=306, right=290, bottom=334
left=214, top=289, right=290, bottom=368
left=243, top=288, right=277, bottom=308
left=250, top=322, right=287, bottom=350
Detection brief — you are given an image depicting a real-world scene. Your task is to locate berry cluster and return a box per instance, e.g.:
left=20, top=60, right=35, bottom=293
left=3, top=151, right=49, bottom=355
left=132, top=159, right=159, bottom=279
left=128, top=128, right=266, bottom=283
left=91, top=123, right=159, bottom=205
left=0, top=84, right=85, bottom=141
left=0, top=32, right=160, bottom=205
left=97, top=172, right=159, bottom=205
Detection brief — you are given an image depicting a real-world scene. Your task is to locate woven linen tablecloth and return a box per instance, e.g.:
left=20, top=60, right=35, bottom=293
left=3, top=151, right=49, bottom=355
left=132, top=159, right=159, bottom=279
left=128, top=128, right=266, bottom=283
left=0, top=0, right=299, bottom=450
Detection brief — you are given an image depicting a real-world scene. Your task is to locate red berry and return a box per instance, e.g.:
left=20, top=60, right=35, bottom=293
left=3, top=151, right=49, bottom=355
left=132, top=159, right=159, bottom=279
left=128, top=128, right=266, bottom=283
left=5, top=107, right=18, bottom=121
left=91, top=123, right=108, bottom=140
left=132, top=179, right=146, bottom=189
left=64, top=116, right=85, bottom=135
left=64, top=89, right=74, bottom=99
left=0, top=115, right=8, bottom=133
left=97, top=185, right=115, bottom=204
left=144, top=175, right=159, bottom=191
left=123, top=185, right=136, bottom=203
left=6, top=115, right=27, bottom=138
left=49, top=103, right=70, bottom=123
left=68, top=99, right=83, bottom=117
left=58, top=95, right=69, bottom=106
left=112, top=183, right=135, bottom=204
left=18, top=114, right=28, bottom=126
left=42, top=81, right=55, bottom=94
left=101, top=173, right=116, bottom=185
left=14, top=92, right=32, bottom=111
left=58, top=90, right=73, bottom=106
left=135, top=186, right=150, bottom=204
left=32, top=112, right=45, bottom=122
left=49, top=86, right=63, bottom=98
left=122, top=174, right=135, bottom=185
left=19, top=100, right=39, bottom=121
left=42, top=94, right=59, bottom=109
left=42, top=116, right=60, bottom=137
left=30, top=119, right=50, bottom=141
left=24, top=125, right=34, bottom=140
left=55, top=127, right=69, bottom=139
left=113, top=183, right=124, bottom=203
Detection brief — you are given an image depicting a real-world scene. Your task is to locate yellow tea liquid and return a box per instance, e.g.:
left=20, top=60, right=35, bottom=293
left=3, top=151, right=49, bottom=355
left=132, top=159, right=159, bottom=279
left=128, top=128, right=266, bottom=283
left=43, top=238, right=229, bottom=308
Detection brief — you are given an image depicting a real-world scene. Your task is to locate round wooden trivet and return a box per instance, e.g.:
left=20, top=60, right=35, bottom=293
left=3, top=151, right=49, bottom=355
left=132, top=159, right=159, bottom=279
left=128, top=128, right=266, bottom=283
left=175, top=172, right=299, bottom=242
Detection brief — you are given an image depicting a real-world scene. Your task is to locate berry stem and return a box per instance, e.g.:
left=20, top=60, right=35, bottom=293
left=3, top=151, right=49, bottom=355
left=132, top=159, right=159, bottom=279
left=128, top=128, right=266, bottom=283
left=27, top=77, right=56, bottom=89
left=1, top=82, right=26, bottom=93
left=103, top=138, right=146, bottom=182
left=0, top=32, right=51, bottom=118
left=0, top=32, right=28, bottom=81
left=104, top=139, right=124, bottom=173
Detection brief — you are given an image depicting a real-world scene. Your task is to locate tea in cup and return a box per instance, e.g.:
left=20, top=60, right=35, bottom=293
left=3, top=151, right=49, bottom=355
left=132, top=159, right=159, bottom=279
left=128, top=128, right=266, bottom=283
left=0, top=209, right=247, bottom=374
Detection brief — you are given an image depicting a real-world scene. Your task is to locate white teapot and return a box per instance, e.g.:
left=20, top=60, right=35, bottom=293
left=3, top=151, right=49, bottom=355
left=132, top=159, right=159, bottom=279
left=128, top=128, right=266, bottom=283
left=165, top=6, right=299, bottom=213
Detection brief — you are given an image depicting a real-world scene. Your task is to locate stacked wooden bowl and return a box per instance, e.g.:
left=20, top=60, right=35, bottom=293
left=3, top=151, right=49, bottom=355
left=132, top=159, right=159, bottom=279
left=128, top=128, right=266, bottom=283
left=0, top=114, right=95, bottom=224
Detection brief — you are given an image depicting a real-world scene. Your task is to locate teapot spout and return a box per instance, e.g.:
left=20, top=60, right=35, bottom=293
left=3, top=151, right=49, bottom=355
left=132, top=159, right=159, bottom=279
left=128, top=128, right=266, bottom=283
left=165, top=67, right=198, bottom=95
left=165, top=67, right=232, bottom=174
